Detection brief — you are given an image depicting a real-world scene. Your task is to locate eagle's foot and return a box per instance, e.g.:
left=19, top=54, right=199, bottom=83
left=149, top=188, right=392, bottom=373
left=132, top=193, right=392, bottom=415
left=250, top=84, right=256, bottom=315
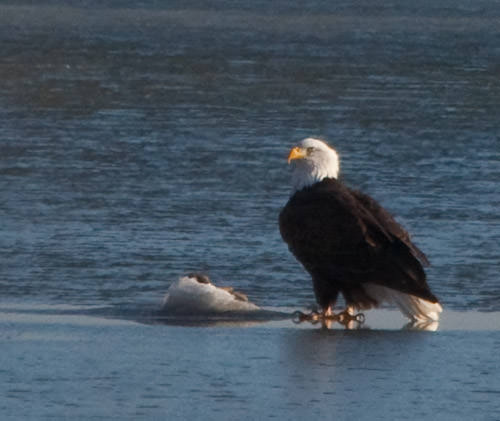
left=325, top=309, right=365, bottom=325
left=292, top=309, right=365, bottom=327
left=292, top=310, right=322, bottom=324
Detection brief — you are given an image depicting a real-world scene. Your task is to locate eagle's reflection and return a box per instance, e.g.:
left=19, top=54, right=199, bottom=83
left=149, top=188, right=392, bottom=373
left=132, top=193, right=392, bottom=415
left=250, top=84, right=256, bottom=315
left=291, top=308, right=439, bottom=331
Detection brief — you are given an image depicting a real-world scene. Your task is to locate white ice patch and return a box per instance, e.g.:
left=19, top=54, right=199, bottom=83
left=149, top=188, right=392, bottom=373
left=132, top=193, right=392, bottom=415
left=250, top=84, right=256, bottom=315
left=162, top=275, right=260, bottom=314
left=363, top=283, right=443, bottom=322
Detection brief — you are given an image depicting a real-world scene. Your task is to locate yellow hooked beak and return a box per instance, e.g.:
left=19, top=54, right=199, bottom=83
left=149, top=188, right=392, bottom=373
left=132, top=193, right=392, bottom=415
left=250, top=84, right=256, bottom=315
left=287, top=147, right=307, bottom=164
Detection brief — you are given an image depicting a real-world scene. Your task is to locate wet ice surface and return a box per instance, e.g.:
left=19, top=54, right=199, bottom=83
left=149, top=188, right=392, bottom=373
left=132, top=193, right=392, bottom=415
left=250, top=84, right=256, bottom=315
left=2, top=303, right=500, bottom=420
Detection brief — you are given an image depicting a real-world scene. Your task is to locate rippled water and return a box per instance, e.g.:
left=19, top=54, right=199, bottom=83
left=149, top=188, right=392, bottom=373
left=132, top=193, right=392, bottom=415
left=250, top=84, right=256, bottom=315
left=1, top=0, right=499, bottom=311
left=1, top=1, right=499, bottom=419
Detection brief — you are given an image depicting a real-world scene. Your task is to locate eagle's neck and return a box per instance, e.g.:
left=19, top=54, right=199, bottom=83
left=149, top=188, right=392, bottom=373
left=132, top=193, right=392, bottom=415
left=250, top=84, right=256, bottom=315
left=291, top=161, right=339, bottom=194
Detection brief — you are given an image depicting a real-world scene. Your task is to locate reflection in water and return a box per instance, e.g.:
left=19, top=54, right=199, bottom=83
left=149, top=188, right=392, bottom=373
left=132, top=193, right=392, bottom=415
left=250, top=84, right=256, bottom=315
left=279, top=324, right=436, bottom=413
left=292, top=314, right=439, bottom=331
left=291, top=305, right=440, bottom=331
left=149, top=311, right=286, bottom=328
left=404, top=319, right=439, bottom=332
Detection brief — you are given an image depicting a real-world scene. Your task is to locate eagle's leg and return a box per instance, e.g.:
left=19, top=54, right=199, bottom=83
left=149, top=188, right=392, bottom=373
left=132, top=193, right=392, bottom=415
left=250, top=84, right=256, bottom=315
left=323, top=305, right=334, bottom=317
left=301, top=304, right=334, bottom=321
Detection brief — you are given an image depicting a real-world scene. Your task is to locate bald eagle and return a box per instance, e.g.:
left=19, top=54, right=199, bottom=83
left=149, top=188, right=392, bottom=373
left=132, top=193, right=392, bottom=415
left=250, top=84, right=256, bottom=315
left=279, top=138, right=442, bottom=322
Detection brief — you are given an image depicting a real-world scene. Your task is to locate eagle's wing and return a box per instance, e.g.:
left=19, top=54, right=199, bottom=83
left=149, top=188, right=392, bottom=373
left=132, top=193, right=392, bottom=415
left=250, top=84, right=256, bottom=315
left=350, top=189, right=430, bottom=266
left=279, top=178, right=438, bottom=303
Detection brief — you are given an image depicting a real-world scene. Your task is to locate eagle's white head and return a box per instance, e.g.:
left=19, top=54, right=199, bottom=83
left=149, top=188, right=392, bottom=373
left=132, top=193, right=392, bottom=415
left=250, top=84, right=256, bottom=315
left=287, top=137, right=340, bottom=193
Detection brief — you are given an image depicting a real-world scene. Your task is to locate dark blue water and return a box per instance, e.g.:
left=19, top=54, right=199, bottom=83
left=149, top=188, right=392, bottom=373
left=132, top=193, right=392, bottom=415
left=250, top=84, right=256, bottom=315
left=1, top=0, right=499, bottom=311
left=1, top=1, right=500, bottom=418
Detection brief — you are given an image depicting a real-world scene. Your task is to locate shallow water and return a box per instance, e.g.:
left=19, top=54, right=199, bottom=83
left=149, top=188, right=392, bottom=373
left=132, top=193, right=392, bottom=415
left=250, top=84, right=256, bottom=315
left=1, top=0, right=499, bottom=419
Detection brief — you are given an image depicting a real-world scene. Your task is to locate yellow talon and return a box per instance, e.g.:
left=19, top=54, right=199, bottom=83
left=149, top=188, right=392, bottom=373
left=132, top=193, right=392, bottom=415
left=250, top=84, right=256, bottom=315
left=292, top=309, right=365, bottom=327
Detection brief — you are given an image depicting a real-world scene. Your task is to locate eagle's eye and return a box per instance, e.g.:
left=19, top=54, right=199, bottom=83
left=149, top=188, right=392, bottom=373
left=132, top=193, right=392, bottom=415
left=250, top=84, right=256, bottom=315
left=306, top=147, right=315, bottom=154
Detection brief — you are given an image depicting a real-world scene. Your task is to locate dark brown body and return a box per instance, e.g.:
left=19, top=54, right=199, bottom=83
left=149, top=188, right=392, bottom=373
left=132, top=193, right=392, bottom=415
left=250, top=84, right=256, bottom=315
left=279, top=178, right=439, bottom=310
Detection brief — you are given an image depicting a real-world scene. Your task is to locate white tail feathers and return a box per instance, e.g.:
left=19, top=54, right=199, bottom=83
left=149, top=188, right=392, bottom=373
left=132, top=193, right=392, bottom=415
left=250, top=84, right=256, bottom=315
left=363, top=283, right=443, bottom=322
